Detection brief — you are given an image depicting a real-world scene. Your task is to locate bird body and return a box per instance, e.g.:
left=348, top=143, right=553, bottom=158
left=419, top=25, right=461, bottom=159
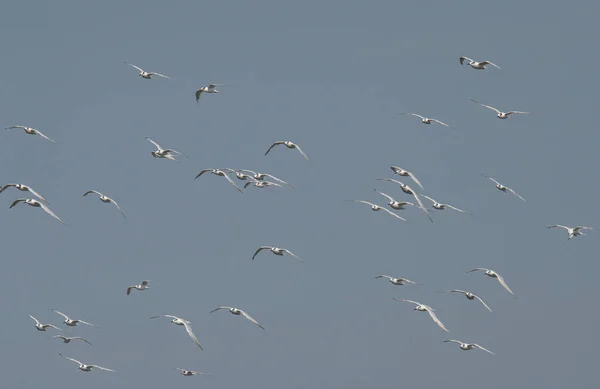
left=127, top=280, right=149, bottom=295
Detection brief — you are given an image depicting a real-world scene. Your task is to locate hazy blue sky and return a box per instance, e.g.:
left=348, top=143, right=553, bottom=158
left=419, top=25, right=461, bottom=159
left=1, top=1, right=599, bottom=388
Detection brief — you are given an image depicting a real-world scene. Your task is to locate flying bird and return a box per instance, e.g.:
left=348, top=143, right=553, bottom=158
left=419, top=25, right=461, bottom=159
left=243, top=177, right=284, bottom=189
left=346, top=200, right=407, bottom=221
left=264, top=140, right=309, bottom=160
left=390, top=166, right=424, bottom=190
left=471, top=99, right=528, bottom=119
left=393, top=299, right=449, bottom=332
left=176, top=368, right=212, bottom=376
left=467, top=268, right=515, bottom=296
left=237, top=169, right=293, bottom=187
left=210, top=306, right=265, bottom=330
left=375, top=275, right=423, bottom=286
left=83, top=190, right=126, bottom=219
left=53, top=335, right=92, bottom=345
left=399, top=113, right=449, bottom=127
left=0, top=184, right=48, bottom=203
left=10, top=198, right=65, bottom=224
left=125, top=61, right=169, bottom=79
left=373, top=189, right=414, bottom=210
left=195, top=83, right=221, bottom=102
left=447, top=290, right=492, bottom=312
left=29, top=315, right=62, bottom=332
left=127, top=280, right=149, bottom=295
left=547, top=225, right=595, bottom=241
left=459, top=56, right=500, bottom=70
left=195, top=169, right=243, bottom=193
left=421, top=195, right=469, bottom=214
left=146, top=137, right=185, bottom=161
left=5, top=125, right=57, bottom=143
left=481, top=174, right=526, bottom=201
left=252, top=246, right=303, bottom=262
left=375, top=178, right=433, bottom=222
left=150, top=314, right=203, bottom=350
left=443, top=340, right=494, bottom=354
left=51, top=309, right=99, bottom=328
left=59, top=353, right=115, bottom=372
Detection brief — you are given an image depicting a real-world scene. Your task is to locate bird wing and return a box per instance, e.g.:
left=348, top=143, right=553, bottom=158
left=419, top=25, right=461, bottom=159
left=141, top=280, right=149, bottom=286
left=506, top=111, right=529, bottom=115
left=495, top=273, right=515, bottom=295
left=474, top=295, right=493, bottom=312
left=53, top=335, right=67, bottom=340
left=125, top=62, right=144, bottom=72
left=380, top=207, right=407, bottom=221
left=40, top=203, right=66, bottom=224
left=575, top=226, right=595, bottom=231
left=150, top=72, right=170, bottom=79
left=548, top=225, right=569, bottom=230
left=431, top=119, right=449, bottom=127
left=238, top=169, right=257, bottom=175
left=425, top=307, right=449, bottom=332
left=33, top=129, right=57, bottom=143
left=283, top=249, right=304, bottom=262
left=506, top=187, right=526, bottom=201
left=52, top=309, right=70, bottom=320
left=406, top=186, right=433, bottom=223
left=83, top=190, right=102, bottom=197
left=73, top=337, right=92, bottom=345
left=471, top=99, right=501, bottom=114
left=182, top=321, right=203, bottom=350
left=392, top=298, right=421, bottom=306
left=375, top=177, right=404, bottom=186
left=481, top=61, right=500, bottom=69
left=264, top=141, right=284, bottom=156
left=25, top=186, right=47, bottom=203
left=145, top=137, right=163, bottom=150
left=209, top=306, right=233, bottom=313
left=194, top=169, right=213, bottom=179
left=6, top=125, right=27, bottom=130
left=467, top=268, right=489, bottom=274
left=223, top=173, right=243, bottom=194
left=252, top=246, right=270, bottom=260
left=241, top=310, right=265, bottom=330
left=374, top=189, right=394, bottom=203
left=108, top=198, right=127, bottom=219
left=294, top=144, right=309, bottom=160
left=421, top=194, right=436, bottom=204
left=9, top=198, right=27, bottom=208
left=195, top=89, right=202, bottom=102
left=29, top=315, right=41, bottom=325
left=404, top=113, right=425, bottom=120
left=90, top=364, right=116, bottom=372
left=263, top=174, right=290, bottom=186
left=406, top=171, right=424, bottom=190
left=375, top=275, right=392, bottom=280
left=59, top=353, right=82, bottom=365
left=150, top=314, right=178, bottom=320
left=48, top=324, right=63, bottom=331
left=445, top=203, right=468, bottom=213
left=444, top=339, right=462, bottom=344
left=459, top=56, right=473, bottom=64
left=77, top=319, right=99, bottom=327
left=474, top=344, right=495, bottom=354
left=126, top=286, right=134, bottom=295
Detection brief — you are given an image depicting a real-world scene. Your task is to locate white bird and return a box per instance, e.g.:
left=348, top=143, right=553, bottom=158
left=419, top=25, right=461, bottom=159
left=59, top=353, right=115, bottom=372
left=29, top=315, right=62, bottom=332
left=447, top=290, right=492, bottom=312
left=150, top=314, right=203, bottom=350
left=347, top=200, right=407, bottom=221
left=264, top=140, right=309, bottom=160
left=83, top=190, right=127, bottom=219
left=195, top=169, right=243, bottom=193
left=444, top=339, right=495, bottom=354
left=467, top=268, right=515, bottom=296
left=237, top=169, right=293, bottom=187
left=399, top=113, right=449, bottom=127
left=375, top=178, right=433, bottom=222
left=176, top=368, right=212, bottom=377
left=252, top=246, right=303, bottom=262
left=1, top=184, right=48, bottom=203
left=459, top=56, right=500, bottom=70
left=125, top=61, right=169, bottom=79
left=195, top=83, right=221, bottom=102
left=53, top=335, right=92, bottom=345
left=421, top=195, right=469, bottom=214
left=146, top=137, right=185, bottom=161
left=481, top=174, right=526, bottom=201
left=471, top=99, right=528, bottom=119
left=393, top=299, right=449, bottom=332
left=373, top=189, right=414, bottom=210
left=375, top=275, right=423, bottom=286
left=210, top=306, right=265, bottom=330
left=127, top=280, right=149, bottom=295
left=5, top=125, right=57, bottom=143
left=547, top=225, right=595, bottom=241
left=10, top=198, right=65, bottom=224
left=390, top=166, right=424, bottom=190
left=243, top=177, right=284, bottom=189
left=51, top=309, right=99, bottom=328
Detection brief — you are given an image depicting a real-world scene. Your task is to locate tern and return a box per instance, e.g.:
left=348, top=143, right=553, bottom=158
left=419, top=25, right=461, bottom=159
left=243, top=178, right=284, bottom=189
left=421, top=195, right=469, bottom=214
left=471, top=99, right=528, bottom=119
left=447, top=290, right=492, bottom=312
left=399, top=113, right=449, bottom=127
left=150, top=314, right=203, bottom=350
left=83, top=190, right=127, bottom=219
left=5, top=125, right=57, bottom=143
left=375, top=275, right=423, bottom=286
left=547, top=225, right=595, bottom=241
left=29, top=315, right=62, bottom=332
left=265, top=140, right=309, bottom=160
left=10, top=198, right=65, bottom=224
left=51, top=309, right=100, bottom=328
left=125, top=61, right=169, bottom=79
left=375, top=178, right=433, bottom=222
left=393, top=299, right=449, bottom=332
left=347, top=200, right=407, bottom=221
left=195, top=169, right=243, bottom=193
left=481, top=174, right=526, bottom=201
left=252, top=246, right=303, bottom=262
left=467, top=268, right=515, bottom=296
left=237, top=169, right=293, bottom=187
left=176, top=368, right=212, bottom=377
left=390, top=166, right=424, bottom=190
left=0, top=184, right=48, bottom=203
left=53, top=335, right=92, bottom=345
left=195, top=83, right=221, bottom=102
left=444, top=340, right=494, bottom=354
left=459, top=56, right=500, bottom=70
left=127, top=280, right=149, bottom=295
left=59, top=353, right=115, bottom=372
left=146, top=137, right=185, bottom=161
left=210, top=306, right=265, bottom=330
left=374, top=189, right=414, bottom=210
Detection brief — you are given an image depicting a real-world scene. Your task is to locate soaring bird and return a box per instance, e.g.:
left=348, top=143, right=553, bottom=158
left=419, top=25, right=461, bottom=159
left=195, top=169, right=243, bottom=193
left=125, top=61, right=169, bottom=79
left=146, top=137, right=185, bottom=161
left=252, top=246, right=303, bottom=262
left=447, top=290, right=492, bottom=312
left=375, top=275, right=423, bottom=286
left=5, top=125, right=57, bottom=143
left=243, top=177, right=284, bottom=189
left=399, top=113, right=449, bottom=127
left=481, top=174, right=526, bottom=201
left=210, top=306, right=265, bottom=330
left=347, top=200, right=407, bottom=221
left=393, top=299, right=449, bottom=332
left=51, top=309, right=99, bottom=328
left=471, top=99, right=528, bottom=119
left=59, top=353, right=115, bottom=372
left=547, top=225, right=595, bottom=241
left=237, top=169, right=293, bottom=187
left=373, top=189, right=414, bottom=210
left=10, top=198, right=65, bottom=224
left=176, top=368, right=212, bottom=376
left=29, top=315, right=62, bottom=332
left=421, top=195, right=469, bottom=214
left=375, top=178, right=432, bottom=222
left=53, top=335, right=92, bottom=345
left=83, top=190, right=126, bottom=219
left=150, top=314, right=203, bottom=350
left=459, top=56, right=500, bottom=70
left=126, top=280, right=150, bottom=295
left=390, top=166, right=424, bottom=190
left=444, top=339, right=495, bottom=354
left=264, top=140, right=309, bottom=160
left=0, top=183, right=48, bottom=203
left=467, top=268, right=515, bottom=296
left=195, top=83, right=221, bottom=102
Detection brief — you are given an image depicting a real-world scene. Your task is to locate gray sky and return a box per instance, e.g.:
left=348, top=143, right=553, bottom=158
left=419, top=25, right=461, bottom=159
left=1, top=1, right=598, bottom=388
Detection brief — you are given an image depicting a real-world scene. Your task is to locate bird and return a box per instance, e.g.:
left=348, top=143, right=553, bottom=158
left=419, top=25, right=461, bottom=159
left=194, top=169, right=243, bottom=193
left=375, top=178, right=433, bottom=222
left=421, top=195, right=469, bottom=214
left=53, top=335, right=92, bottom=345
left=5, top=125, right=57, bottom=143
left=467, top=268, right=515, bottom=296
left=126, top=280, right=150, bottom=295
left=243, top=177, right=284, bottom=189
left=0, top=184, right=48, bottom=203
left=51, top=309, right=99, bottom=328
left=373, top=189, right=414, bottom=210
left=389, top=166, right=424, bottom=190
left=398, top=113, right=449, bottom=127
left=125, top=61, right=169, bottom=79
left=176, top=368, right=212, bottom=377
left=59, top=353, right=115, bottom=372
left=146, top=137, right=185, bottom=161
left=195, top=83, right=221, bottom=102
left=375, top=275, right=423, bottom=286
left=547, top=225, right=595, bottom=241
left=481, top=174, right=526, bottom=201
left=447, top=290, right=492, bottom=312
left=264, top=140, right=309, bottom=160
left=149, top=314, right=203, bottom=350
left=83, top=190, right=127, bottom=219
left=443, top=340, right=495, bottom=354
left=393, top=299, right=449, bottom=332
left=252, top=246, right=303, bottom=262
left=459, top=56, right=500, bottom=70
left=29, top=315, right=62, bottom=332
left=210, top=306, right=265, bottom=330
left=471, top=99, right=528, bottom=119
left=10, top=198, right=65, bottom=224
left=346, top=200, right=407, bottom=221
left=237, top=169, right=293, bottom=187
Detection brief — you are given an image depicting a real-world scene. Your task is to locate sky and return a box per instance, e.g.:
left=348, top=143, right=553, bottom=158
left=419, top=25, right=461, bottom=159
left=1, top=1, right=599, bottom=388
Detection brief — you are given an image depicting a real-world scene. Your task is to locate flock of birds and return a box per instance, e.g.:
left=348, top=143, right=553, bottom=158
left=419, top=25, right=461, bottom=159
left=6, top=54, right=596, bottom=380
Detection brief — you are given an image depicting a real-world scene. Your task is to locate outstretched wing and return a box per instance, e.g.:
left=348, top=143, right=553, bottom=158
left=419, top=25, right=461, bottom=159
left=33, top=129, right=57, bottom=143
left=252, top=246, right=270, bottom=260
left=406, top=171, right=424, bottom=190
left=25, top=186, right=48, bottom=203
left=145, top=137, right=163, bottom=150
left=459, top=56, right=473, bottom=65
left=108, top=198, right=127, bottom=219
left=29, top=315, right=41, bottom=325
left=425, top=307, right=449, bottom=332
left=73, top=337, right=92, bottom=345
left=9, top=198, right=27, bottom=208
left=466, top=268, right=489, bottom=274
left=222, top=173, right=243, bottom=194
left=59, top=353, right=82, bottom=365
left=125, top=61, right=144, bottom=72
left=445, top=203, right=468, bottom=213
left=209, top=306, right=232, bottom=313
left=182, top=321, right=203, bottom=350
left=150, top=72, right=170, bottom=79
left=431, top=119, right=449, bottom=127
left=83, top=190, right=102, bottom=197
left=506, top=111, right=529, bottom=116
left=507, top=187, right=526, bottom=202
left=40, top=203, right=66, bottom=224
left=495, top=273, right=515, bottom=295
left=481, top=174, right=501, bottom=186
left=90, top=364, right=116, bottom=372
left=474, top=343, right=495, bottom=354
left=374, top=189, right=394, bottom=203
left=471, top=99, right=501, bottom=114
left=264, top=141, right=284, bottom=156
left=380, top=207, right=407, bottom=221
left=406, top=186, right=432, bottom=223
left=481, top=61, right=500, bottom=69
left=294, top=144, right=309, bottom=160
left=283, top=249, right=304, bottom=262
left=241, top=310, right=265, bottom=330
left=474, top=295, right=493, bottom=312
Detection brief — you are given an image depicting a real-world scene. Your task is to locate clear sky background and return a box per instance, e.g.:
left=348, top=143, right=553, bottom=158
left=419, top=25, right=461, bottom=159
left=1, top=1, right=599, bottom=388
